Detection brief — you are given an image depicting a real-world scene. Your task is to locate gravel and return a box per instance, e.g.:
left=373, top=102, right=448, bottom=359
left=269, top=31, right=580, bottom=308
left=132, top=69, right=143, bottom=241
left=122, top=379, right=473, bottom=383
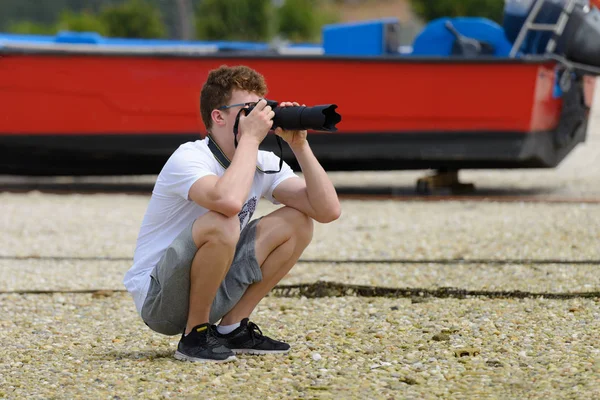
left=1, top=293, right=599, bottom=399
left=1, top=197, right=598, bottom=296
left=3, top=259, right=600, bottom=294
left=1, top=195, right=599, bottom=261
left=1, top=194, right=599, bottom=399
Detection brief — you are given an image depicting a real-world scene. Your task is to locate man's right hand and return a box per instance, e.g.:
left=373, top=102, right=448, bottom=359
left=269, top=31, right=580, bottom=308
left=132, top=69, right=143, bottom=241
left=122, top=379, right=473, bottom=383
left=238, top=99, right=275, bottom=144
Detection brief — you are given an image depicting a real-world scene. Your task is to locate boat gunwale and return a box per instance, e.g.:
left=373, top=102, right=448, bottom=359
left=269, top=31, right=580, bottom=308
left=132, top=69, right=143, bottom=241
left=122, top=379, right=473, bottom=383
left=0, top=43, right=557, bottom=65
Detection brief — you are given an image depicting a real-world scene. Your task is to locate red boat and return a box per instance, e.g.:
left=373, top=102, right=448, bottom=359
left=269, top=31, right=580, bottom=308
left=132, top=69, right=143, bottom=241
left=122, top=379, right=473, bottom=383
left=0, top=0, right=598, bottom=183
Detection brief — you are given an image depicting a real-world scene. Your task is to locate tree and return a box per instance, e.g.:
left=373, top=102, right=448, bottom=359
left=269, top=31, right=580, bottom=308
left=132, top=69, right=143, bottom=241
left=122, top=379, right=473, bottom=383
left=56, top=10, right=108, bottom=35
left=409, top=0, right=505, bottom=24
left=6, top=21, right=57, bottom=35
left=0, top=0, right=122, bottom=32
left=1, top=0, right=167, bottom=39
left=277, top=0, right=340, bottom=42
left=195, top=0, right=275, bottom=41
left=100, top=0, right=167, bottom=38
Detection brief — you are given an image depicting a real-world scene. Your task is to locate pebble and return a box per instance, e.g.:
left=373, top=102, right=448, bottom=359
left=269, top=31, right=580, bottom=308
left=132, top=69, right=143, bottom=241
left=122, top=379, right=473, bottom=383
left=432, top=333, right=451, bottom=342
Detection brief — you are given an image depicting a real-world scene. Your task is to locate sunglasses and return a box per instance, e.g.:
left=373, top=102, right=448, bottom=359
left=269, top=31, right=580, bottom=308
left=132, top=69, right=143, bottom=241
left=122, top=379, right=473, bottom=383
left=217, top=101, right=257, bottom=110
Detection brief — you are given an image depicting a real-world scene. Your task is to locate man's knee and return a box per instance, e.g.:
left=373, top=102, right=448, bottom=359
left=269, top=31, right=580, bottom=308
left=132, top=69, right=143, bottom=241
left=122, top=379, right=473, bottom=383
left=285, top=207, right=314, bottom=244
left=193, top=211, right=240, bottom=249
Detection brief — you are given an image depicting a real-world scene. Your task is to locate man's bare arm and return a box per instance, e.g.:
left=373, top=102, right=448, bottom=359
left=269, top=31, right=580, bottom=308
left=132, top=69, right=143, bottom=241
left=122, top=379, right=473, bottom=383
left=189, top=100, right=274, bottom=216
left=273, top=141, right=341, bottom=223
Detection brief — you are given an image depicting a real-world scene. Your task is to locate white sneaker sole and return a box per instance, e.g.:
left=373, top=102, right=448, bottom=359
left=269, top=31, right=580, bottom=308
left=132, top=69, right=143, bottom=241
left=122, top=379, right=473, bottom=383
left=174, top=351, right=237, bottom=363
left=232, top=348, right=290, bottom=355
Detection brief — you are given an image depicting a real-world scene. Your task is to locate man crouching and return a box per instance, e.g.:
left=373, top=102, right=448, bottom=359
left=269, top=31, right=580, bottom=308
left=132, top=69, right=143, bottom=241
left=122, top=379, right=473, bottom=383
left=123, top=65, right=341, bottom=362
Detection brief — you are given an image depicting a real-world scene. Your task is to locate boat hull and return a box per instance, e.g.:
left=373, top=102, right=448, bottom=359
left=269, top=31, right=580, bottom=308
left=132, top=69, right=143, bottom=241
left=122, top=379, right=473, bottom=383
left=0, top=51, right=594, bottom=175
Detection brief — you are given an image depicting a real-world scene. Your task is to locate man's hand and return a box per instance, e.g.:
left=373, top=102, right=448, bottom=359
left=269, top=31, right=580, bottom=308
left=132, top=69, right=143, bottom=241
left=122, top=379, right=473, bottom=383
left=274, top=101, right=308, bottom=149
left=239, top=99, right=275, bottom=144
left=271, top=99, right=341, bottom=223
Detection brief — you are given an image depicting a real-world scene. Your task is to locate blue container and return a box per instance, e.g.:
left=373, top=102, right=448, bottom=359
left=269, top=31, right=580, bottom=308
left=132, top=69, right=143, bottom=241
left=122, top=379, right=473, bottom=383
left=322, top=18, right=400, bottom=56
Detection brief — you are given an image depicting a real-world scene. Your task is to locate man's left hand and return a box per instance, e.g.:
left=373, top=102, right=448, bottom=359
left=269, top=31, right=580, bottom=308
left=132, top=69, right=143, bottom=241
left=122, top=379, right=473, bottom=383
left=274, top=101, right=308, bottom=148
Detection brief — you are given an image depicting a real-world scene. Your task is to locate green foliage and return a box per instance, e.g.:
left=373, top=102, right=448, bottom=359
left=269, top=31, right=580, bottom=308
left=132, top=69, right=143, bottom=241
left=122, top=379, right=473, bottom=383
left=315, top=5, right=341, bottom=28
left=409, top=0, right=505, bottom=24
left=100, top=0, right=167, bottom=38
left=277, top=0, right=318, bottom=42
left=277, top=0, right=340, bottom=42
left=2, top=0, right=343, bottom=42
left=194, top=0, right=340, bottom=43
left=6, top=9, right=108, bottom=36
left=6, top=21, right=57, bottom=35
left=56, top=10, right=108, bottom=35
left=195, top=0, right=275, bottom=41
left=3, top=0, right=166, bottom=38
left=0, top=0, right=123, bottom=32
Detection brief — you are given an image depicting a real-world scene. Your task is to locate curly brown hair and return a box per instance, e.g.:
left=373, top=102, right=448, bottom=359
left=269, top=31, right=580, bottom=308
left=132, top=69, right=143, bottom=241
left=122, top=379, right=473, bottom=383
left=199, top=65, right=268, bottom=133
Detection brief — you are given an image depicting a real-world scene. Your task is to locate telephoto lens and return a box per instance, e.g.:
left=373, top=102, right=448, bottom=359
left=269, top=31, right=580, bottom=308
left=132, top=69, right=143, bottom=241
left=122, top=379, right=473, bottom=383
left=264, top=99, right=342, bottom=132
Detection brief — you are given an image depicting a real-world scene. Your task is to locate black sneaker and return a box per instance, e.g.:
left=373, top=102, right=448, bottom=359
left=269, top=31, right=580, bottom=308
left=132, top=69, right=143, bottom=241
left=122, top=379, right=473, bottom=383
left=174, top=323, right=237, bottom=363
left=213, top=318, right=290, bottom=355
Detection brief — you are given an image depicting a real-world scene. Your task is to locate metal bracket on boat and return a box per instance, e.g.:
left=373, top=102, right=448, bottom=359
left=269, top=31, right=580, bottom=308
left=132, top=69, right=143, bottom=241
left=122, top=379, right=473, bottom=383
left=547, top=53, right=600, bottom=77
left=559, top=67, right=573, bottom=92
left=415, top=170, right=475, bottom=195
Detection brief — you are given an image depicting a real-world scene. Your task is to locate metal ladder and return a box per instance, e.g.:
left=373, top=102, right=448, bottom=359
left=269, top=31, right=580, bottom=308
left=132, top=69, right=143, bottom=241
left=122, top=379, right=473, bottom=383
left=509, top=0, right=581, bottom=58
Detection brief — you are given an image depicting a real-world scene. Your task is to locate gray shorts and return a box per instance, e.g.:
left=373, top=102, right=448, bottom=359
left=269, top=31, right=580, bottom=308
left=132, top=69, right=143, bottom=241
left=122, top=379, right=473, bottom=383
left=141, top=217, right=263, bottom=336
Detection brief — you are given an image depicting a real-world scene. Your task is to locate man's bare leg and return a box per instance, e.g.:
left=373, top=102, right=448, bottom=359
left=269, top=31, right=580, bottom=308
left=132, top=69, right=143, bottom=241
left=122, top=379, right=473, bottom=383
left=220, top=206, right=313, bottom=325
left=185, top=211, right=240, bottom=334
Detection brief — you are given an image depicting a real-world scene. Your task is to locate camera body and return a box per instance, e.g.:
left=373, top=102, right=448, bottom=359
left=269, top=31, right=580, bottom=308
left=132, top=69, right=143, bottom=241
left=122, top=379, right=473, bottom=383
left=246, top=99, right=342, bottom=132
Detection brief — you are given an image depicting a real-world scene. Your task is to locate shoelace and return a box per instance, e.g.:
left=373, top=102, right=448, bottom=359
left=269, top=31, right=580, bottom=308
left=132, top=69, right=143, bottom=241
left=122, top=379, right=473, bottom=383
left=247, top=322, right=265, bottom=344
left=207, top=332, right=222, bottom=348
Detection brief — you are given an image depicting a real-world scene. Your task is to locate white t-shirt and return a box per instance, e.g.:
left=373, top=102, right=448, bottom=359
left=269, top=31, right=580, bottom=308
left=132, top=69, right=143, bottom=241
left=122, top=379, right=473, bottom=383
left=123, top=137, right=298, bottom=314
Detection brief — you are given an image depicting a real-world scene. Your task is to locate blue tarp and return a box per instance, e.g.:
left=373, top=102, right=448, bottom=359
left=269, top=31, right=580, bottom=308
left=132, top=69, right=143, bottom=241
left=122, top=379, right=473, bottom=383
left=412, top=17, right=513, bottom=57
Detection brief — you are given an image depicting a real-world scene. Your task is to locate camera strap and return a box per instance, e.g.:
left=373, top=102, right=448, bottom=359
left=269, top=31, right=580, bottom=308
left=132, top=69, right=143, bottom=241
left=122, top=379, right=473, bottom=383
left=225, top=107, right=283, bottom=174
left=207, top=132, right=283, bottom=175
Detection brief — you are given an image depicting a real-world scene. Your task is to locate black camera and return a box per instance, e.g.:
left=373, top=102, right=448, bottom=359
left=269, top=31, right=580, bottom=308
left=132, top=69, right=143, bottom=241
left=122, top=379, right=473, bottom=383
left=229, top=99, right=341, bottom=174
left=247, top=99, right=342, bottom=132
